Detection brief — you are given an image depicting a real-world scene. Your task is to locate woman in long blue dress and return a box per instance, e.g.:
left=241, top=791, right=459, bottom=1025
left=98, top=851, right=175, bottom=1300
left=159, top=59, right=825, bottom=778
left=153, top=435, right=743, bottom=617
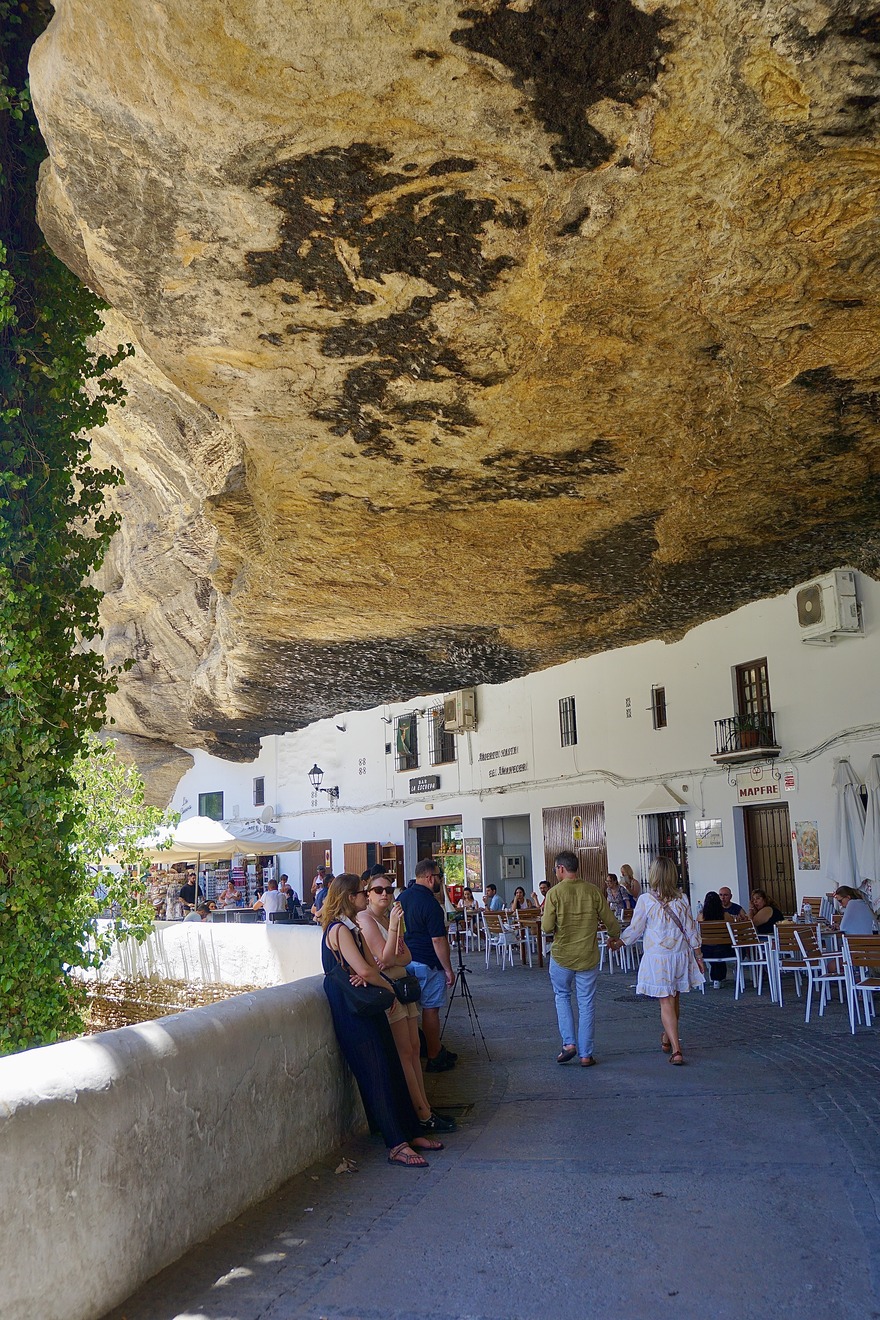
left=321, top=873, right=441, bottom=1168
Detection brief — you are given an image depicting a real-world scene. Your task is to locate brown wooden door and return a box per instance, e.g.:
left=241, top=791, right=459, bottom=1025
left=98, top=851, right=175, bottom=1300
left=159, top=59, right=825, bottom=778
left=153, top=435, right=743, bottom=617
left=744, top=805, right=795, bottom=914
left=302, top=839, right=333, bottom=894
left=736, top=659, right=771, bottom=718
left=542, top=803, right=607, bottom=886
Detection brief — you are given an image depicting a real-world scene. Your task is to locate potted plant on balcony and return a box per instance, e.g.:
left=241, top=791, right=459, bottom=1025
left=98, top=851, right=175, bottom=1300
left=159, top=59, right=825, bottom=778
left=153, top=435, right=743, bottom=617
left=733, top=713, right=762, bottom=749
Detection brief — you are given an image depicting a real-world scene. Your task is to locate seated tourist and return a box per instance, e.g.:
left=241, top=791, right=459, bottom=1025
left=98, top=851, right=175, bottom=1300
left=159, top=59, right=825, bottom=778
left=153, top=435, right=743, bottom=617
left=748, top=889, right=784, bottom=933
left=606, top=873, right=636, bottom=914
left=718, top=886, right=745, bottom=918
left=184, top=903, right=212, bottom=923
left=510, top=886, right=528, bottom=912
left=530, top=878, right=552, bottom=907
left=620, top=863, right=641, bottom=898
left=833, top=886, right=877, bottom=934
left=457, top=887, right=477, bottom=909
left=484, top=883, right=505, bottom=912
left=254, top=879, right=286, bottom=916
left=699, top=891, right=733, bottom=987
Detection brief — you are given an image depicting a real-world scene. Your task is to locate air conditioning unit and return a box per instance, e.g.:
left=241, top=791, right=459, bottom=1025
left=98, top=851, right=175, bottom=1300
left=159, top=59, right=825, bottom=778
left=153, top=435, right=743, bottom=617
left=796, top=570, right=861, bottom=643
left=443, top=687, right=477, bottom=734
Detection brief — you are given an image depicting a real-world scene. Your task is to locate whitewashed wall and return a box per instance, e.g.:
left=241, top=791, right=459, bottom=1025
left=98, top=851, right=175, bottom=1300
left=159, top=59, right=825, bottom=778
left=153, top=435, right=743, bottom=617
left=170, top=570, right=880, bottom=911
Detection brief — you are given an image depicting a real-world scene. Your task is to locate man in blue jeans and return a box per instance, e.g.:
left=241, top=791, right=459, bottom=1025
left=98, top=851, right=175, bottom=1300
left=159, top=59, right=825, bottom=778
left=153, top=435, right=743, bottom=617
left=398, top=858, right=457, bottom=1072
left=541, top=850, right=621, bottom=1067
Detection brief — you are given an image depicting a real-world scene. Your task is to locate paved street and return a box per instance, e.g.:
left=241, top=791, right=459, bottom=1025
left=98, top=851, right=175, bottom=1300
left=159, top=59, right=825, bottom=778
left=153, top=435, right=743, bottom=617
left=106, top=950, right=880, bottom=1320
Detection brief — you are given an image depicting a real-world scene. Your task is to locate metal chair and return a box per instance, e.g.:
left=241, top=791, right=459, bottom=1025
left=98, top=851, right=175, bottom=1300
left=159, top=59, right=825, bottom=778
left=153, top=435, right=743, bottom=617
left=728, top=919, right=774, bottom=1000
left=771, top=923, right=808, bottom=1004
left=482, top=911, right=517, bottom=969
left=841, top=935, right=880, bottom=1033
left=793, top=926, right=847, bottom=1022
left=699, top=920, right=738, bottom=986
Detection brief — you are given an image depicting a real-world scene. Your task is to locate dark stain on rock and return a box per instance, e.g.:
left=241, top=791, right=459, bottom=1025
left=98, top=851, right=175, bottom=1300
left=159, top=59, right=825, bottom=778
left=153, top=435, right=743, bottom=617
left=792, top=366, right=880, bottom=456
left=205, top=627, right=539, bottom=742
left=451, top=0, right=670, bottom=170
left=556, top=206, right=591, bottom=237
left=538, top=513, right=659, bottom=602
left=245, top=143, right=526, bottom=460
left=421, top=441, right=621, bottom=505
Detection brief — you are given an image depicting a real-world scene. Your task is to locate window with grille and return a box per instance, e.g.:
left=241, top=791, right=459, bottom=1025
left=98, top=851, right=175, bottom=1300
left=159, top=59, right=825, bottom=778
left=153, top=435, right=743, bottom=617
left=651, top=685, right=667, bottom=730
left=253, top=777, right=265, bottom=807
left=395, top=713, right=419, bottom=771
left=199, top=791, right=224, bottom=821
left=428, top=706, right=457, bottom=765
left=559, top=696, right=578, bottom=746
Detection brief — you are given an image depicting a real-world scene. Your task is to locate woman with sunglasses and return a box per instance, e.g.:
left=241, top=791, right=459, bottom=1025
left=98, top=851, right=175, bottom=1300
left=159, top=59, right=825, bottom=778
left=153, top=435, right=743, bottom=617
left=358, top=878, right=455, bottom=1135
left=321, top=874, right=442, bottom=1168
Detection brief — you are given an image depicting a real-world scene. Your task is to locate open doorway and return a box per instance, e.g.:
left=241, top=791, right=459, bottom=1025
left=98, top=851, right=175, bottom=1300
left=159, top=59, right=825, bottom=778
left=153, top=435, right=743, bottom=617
left=483, top=814, right=533, bottom=904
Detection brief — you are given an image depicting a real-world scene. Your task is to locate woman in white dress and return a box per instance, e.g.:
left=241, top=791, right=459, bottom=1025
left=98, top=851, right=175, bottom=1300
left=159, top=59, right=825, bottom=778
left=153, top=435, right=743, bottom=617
left=610, top=858, right=705, bottom=1065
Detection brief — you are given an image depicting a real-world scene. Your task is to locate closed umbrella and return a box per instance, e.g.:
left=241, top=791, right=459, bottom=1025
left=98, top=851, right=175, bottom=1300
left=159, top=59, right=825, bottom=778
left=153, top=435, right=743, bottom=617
left=827, top=758, right=866, bottom=888
left=858, top=755, right=880, bottom=912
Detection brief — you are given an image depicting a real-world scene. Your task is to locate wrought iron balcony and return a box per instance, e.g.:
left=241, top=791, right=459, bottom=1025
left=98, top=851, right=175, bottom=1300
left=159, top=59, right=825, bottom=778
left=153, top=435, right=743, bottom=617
left=711, top=711, right=780, bottom=763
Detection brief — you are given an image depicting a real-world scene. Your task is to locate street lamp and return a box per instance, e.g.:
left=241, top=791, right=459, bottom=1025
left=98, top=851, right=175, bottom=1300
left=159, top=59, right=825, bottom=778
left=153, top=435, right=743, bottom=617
left=308, top=764, right=339, bottom=800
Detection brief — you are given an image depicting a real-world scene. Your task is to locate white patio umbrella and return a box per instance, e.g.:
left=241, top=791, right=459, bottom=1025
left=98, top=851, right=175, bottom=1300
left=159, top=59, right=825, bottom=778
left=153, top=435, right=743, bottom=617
left=858, top=755, right=880, bottom=910
left=827, top=758, right=866, bottom=888
left=135, top=816, right=301, bottom=863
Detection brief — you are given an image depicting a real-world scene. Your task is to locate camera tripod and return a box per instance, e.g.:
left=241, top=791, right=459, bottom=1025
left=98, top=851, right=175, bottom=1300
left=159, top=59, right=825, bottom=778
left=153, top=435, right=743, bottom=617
left=442, top=913, right=490, bottom=1060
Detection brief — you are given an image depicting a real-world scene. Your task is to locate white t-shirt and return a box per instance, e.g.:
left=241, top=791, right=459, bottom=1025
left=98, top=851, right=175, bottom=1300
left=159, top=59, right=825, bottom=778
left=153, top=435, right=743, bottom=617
left=258, top=889, right=286, bottom=915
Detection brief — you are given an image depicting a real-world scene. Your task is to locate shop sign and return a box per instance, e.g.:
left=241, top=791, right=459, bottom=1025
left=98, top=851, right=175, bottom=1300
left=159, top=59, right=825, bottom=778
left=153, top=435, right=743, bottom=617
left=410, top=775, right=441, bottom=794
left=488, top=761, right=528, bottom=779
left=735, top=765, right=780, bottom=803
left=478, top=745, right=519, bottom=762
left=782, top=767, right=797, bottom=793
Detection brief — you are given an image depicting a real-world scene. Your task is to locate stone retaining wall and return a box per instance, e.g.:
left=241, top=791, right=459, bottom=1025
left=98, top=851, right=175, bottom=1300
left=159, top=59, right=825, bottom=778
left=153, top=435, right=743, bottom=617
left=0, top=976, right=362, bottom=1320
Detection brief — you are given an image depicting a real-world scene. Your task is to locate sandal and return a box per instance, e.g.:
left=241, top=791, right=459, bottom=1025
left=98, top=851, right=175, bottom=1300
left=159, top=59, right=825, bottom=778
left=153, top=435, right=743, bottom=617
left=660, top=1033, right=672, bottom=1053
left=669, top=1051, right=685, bottom=1066
left=387, top=1142, right=428, bottom=1167
left=557, top=1046, right=577, bottom=1064
left=411, top=1136, right=444, bottom=1151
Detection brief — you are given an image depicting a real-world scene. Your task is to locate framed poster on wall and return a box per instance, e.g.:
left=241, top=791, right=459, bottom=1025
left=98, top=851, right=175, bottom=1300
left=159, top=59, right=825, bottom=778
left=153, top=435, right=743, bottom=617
left=464, top=838, right=483, bottom=892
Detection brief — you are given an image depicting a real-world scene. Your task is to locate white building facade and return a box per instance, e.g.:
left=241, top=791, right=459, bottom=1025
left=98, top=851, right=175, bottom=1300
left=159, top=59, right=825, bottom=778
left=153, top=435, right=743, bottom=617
left=169, top=569, right=880, bottom=915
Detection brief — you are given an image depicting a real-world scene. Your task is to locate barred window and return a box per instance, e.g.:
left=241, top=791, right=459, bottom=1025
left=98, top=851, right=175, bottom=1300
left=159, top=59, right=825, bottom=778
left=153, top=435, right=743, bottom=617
left=395, top=713, right=419, bottom=771
left=428, top=706, right=457, bottom=766
left=253, top=776, right=265, bottom=807
left=651, top=685, right=667, bottom=730
left=559, top=696, right=577, bottom=747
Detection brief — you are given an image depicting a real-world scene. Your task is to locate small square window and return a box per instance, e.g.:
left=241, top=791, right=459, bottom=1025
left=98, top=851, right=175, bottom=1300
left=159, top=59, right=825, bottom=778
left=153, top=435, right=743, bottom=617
left=253, top=777, right=265, bottom=807
left=199, top=791, right=224, bottom=821
left=651, top=685, right=667, bottom=730
left=559, top=696, right=577, bottom=747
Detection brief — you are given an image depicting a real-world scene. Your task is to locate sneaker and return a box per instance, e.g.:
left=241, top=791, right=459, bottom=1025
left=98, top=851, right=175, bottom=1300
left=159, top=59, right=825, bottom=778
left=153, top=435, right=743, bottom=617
left=420, top=1112, right=457, bottom=1133
left=438, top=1046, right=458, bottom=1064
left=425, top=1053, right=456, bottom=1073
left=712, top=980, right=721, bottom=989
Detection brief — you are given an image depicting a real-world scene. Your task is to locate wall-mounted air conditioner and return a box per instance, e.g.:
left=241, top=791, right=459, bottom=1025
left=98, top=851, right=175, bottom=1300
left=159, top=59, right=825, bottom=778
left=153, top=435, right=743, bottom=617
left=443, top=687, right=477, bottom=733
left=796, top=570, right=861, bottom=643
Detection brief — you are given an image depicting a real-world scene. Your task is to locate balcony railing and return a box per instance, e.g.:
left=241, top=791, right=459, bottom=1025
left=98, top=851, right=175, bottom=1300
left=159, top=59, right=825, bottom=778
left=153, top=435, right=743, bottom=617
left=712, top=711, right=780, bottom=761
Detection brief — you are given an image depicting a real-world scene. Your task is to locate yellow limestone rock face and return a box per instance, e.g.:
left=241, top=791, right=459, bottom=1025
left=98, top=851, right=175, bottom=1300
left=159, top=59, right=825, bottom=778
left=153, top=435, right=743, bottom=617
left=30, top=0, right=880, bottom=759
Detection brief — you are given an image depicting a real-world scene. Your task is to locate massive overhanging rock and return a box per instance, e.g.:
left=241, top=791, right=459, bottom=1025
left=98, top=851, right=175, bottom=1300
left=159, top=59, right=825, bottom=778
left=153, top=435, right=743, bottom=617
left=30, top=0, right=880, bottom=761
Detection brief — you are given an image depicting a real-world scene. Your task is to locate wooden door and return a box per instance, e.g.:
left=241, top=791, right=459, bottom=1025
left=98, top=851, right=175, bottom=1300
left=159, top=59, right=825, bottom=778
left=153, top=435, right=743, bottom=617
left=744, top=805, right=795, bottom=915
left=736, top=659, right=771, bottom=718
left=302, top=839, right=333, bottom=893
left=542, top=803, right=607, bottom=886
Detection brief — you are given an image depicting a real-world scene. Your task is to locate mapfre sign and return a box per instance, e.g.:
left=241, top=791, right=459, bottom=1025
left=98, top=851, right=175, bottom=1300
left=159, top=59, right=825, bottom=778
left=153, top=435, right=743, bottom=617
left=735, top=765, right=781, bottom=803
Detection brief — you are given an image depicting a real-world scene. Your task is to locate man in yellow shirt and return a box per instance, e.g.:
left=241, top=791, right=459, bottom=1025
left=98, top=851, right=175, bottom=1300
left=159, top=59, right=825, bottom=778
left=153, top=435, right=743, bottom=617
left=541, top=851, right=621, bottom=1066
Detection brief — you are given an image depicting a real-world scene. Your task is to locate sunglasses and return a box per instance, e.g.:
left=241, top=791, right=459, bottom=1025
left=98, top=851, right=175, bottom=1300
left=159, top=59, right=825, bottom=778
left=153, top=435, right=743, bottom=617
left=370, top=885, right=395, bottom=896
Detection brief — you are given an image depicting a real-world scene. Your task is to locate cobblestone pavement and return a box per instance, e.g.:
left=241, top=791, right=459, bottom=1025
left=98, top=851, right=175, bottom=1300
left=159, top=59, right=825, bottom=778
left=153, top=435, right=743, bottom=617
left=106, top=952, right=880, bottom=1320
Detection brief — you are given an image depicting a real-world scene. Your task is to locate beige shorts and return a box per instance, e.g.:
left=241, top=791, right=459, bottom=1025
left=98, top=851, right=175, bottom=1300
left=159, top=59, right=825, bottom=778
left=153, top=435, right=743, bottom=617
left=387, top=995, right=420, bottom=1025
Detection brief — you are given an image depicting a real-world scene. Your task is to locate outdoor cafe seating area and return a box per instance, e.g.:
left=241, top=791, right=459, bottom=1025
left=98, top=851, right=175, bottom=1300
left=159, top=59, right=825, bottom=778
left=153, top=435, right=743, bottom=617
left=455, top=897, right=880, bottom=1036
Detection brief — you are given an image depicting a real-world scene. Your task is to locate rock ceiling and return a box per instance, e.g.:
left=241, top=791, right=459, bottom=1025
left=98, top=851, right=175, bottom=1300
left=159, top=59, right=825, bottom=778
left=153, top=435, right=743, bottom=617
left=29, top=0, right=880, bottom=764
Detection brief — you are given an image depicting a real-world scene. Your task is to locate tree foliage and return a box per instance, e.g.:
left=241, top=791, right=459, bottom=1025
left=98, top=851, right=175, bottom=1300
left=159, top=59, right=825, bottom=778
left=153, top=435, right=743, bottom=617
left=0, top=1, right=145, bottom=1052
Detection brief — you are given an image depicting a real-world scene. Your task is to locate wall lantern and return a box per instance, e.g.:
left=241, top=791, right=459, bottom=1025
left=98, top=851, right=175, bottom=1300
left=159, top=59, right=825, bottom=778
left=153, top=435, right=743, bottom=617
left=308, top=764, right=339, bottom=800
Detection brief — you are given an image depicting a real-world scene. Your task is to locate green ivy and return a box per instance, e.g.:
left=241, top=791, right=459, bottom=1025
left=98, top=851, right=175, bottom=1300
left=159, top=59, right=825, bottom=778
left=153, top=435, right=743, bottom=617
left=0, top=1, right=165, bottom=1052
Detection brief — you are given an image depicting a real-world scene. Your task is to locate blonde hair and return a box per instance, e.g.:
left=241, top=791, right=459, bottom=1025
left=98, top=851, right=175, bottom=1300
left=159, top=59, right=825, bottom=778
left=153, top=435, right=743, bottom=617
left=648, top=857, right=680, bottom=902
left=320, top=873, right=363, bottom=928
